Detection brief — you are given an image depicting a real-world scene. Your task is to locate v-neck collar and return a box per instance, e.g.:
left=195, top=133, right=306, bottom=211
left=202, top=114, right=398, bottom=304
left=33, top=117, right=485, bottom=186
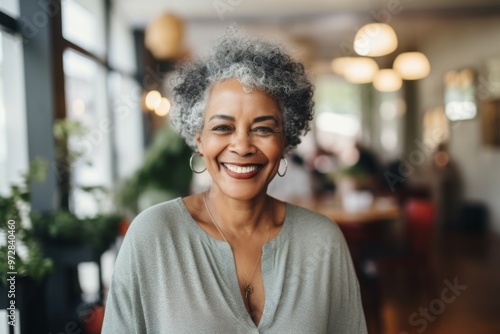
left=175, top=197, right=294, bottom=329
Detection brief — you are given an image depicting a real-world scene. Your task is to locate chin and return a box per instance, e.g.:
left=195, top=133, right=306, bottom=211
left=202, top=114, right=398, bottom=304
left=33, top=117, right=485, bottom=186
left=216, top=183, right=269, bottom=202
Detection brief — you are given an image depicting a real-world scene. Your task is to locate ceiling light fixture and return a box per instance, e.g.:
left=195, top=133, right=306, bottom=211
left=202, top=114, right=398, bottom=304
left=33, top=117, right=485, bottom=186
left=331, top=57, right=353, bottom=76
left=373, top=69, right=402, bottom=92
left=154, top=97, right=171, bottom=117
left=145, top=90, right=162, bottom=110
left=145, top=13, right=185, bottom=60
left=354, top=23, right=398, bottom=57
left=342, top=57, right=379, bottom=84
left=393, top=52, right=431, bottom=80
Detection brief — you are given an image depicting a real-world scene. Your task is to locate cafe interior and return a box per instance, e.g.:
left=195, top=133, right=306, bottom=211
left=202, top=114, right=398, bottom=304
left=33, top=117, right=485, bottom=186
left=1, top=0, right=500, bottom=333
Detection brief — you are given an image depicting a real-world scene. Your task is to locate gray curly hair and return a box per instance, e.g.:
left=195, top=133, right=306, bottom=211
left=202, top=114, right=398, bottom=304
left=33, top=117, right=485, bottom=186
left=169, top=35, right=314, bottom=151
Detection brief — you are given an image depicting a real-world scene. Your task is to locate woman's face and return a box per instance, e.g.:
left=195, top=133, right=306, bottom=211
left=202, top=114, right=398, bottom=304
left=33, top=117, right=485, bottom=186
left=196, top=78, right=285, bottom=201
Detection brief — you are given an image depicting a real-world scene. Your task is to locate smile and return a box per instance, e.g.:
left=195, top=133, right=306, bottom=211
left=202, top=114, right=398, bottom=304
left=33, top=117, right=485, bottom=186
left=222, top=163, right=261, bottom=174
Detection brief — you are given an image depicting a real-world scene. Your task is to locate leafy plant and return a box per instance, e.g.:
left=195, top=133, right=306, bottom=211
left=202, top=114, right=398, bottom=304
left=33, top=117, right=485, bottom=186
left=0, top=160, right=53, bottom=285
left=31, top=211, right=122, bottom=251
left=118, top=124, right=193, bottom=214
left=53, top=119, right=89, bottom=163
left=27, top=119, right=124, bottom=251
left=0, top=241, right=53, bottom=284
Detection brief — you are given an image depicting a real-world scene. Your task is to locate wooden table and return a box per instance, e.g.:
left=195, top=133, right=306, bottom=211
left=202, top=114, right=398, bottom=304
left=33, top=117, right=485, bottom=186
left=292, top=195, right=402, bottom=264
left=293, top=195, right=400, bottom=224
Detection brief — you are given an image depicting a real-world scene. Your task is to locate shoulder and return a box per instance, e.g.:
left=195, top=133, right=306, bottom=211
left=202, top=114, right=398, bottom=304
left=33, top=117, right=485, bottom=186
left=125, top=197, right=188, bottom=240
left=286, top=203, right=345, bottom=244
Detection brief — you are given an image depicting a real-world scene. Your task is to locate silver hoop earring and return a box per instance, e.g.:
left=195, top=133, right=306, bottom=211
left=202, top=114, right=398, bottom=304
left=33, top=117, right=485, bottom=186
left=190, top=152, right=207, bottom=174
left=277, top=157, right=288, bottom=177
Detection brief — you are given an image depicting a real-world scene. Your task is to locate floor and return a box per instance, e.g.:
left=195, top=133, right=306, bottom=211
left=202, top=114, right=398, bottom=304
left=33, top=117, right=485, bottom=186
left=361, top=231, right=500, bottom=334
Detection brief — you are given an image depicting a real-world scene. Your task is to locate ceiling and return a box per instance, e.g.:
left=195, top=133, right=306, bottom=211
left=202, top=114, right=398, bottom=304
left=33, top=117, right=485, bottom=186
left=113, top=0, right=500, bottom=65
left=116, top=0, right=500, bottom=25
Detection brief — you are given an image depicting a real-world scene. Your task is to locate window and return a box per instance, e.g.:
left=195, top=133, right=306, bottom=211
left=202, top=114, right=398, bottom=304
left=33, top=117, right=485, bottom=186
left=0, top=31, right=28, bottom=194
left=109, top=72, right=144, bottom=179
left=444, top=68, right=477, bottom=121
left=313, top=75, right=361, bottom=163
left=60, top=1, right=145, bottom=216
left=109, top=10, right=136, bottom=74
left=61, top=0, right=105, bottom=56
left=0, top=0, right=19, bottom=17
left=63, top=49, right=112, bottom=216
left=377, top=91, right=405, bottom=159
left=108, top=9, right=143, bottom=179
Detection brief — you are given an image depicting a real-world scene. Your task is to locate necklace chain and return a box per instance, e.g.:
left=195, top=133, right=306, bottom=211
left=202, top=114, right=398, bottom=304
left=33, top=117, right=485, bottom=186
left=203, top=191, right=271, bottom=303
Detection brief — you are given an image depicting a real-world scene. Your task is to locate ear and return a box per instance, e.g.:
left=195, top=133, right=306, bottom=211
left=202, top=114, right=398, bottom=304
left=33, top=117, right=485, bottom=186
left=195, top=132, right=203, bottom=154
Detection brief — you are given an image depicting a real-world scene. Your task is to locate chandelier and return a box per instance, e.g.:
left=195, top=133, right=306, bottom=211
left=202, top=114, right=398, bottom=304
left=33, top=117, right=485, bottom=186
left=333, top=23, right=431, bottom=92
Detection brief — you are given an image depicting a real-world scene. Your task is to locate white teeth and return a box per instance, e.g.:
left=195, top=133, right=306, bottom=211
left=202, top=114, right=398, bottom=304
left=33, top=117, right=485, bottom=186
left=224, top=164, right=259, bottom=174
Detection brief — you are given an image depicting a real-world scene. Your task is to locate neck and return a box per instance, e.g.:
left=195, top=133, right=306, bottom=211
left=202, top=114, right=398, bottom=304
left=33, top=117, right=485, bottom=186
left=204, top=189, right=271, bottom=237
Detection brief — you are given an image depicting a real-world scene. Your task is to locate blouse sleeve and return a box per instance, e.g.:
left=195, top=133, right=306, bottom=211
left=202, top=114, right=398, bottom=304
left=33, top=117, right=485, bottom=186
left=329, top=224, right=368, bottom=334
left=101, top=227, right=146, bottom=333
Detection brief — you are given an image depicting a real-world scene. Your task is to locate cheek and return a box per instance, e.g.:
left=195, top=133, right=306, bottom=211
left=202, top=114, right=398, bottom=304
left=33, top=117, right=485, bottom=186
left=199, top=135, right=226, bottom=160
left=267, top=143, right=285, bottom=164
left=273, top=135, right=286, bottom=156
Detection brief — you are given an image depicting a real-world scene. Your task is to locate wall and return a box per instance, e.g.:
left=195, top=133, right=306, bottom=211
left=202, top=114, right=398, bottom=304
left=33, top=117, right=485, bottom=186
left=418, top=16, right=500, bottom=234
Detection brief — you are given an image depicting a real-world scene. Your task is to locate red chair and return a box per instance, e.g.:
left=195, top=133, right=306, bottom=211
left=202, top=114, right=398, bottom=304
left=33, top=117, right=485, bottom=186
left=405, top=199, right=437, bottom=258
left=377, top=198, right=437, bottom=297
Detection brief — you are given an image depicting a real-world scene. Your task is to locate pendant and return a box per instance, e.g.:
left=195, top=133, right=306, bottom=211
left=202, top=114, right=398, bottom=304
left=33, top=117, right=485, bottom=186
left=245, top=283, right=253, bottom=300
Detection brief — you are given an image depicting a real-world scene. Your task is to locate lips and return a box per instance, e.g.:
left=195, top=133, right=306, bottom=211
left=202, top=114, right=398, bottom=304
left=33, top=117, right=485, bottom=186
left=221, top=163, right=263, bottom=178
left=223, top=163, right=260, bottom=174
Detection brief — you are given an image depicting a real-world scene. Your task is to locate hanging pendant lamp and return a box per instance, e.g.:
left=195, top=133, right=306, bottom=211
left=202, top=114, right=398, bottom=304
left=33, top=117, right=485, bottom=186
left=373, top=69, right=403, bottom=92
left=354, top=23, right=398, bottom=57
left=393, top=52, right=431, bottom=80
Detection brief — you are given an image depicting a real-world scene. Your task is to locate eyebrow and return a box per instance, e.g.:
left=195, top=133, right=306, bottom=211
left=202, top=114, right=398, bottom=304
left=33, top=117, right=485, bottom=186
left=209, top=114, right=235, bottom=122
left=253, top=115, right=278, bottom=125
left=208, top=114, right=279, bottom=125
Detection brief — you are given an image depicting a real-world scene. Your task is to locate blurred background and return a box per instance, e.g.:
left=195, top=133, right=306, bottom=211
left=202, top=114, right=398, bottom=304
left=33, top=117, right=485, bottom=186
left=1, top=0, right=500, bottom=333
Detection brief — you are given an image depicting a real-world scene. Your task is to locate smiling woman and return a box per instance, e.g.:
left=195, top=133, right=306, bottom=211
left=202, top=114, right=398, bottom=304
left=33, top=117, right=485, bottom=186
left=102, top=32, right=367, bottom=333
left=196, top=79, right=285, bottom=202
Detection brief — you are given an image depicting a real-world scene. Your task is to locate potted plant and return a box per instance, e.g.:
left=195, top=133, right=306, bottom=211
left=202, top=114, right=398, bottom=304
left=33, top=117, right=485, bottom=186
left=29, top=119, right=124, bottom=332
left=0, top=159, right=54, bottom=333
left=30, top=189, right=122, bottom=253
left=118, top=123, right=193, bottom=216
left=28, top=119, right=123, bottom=252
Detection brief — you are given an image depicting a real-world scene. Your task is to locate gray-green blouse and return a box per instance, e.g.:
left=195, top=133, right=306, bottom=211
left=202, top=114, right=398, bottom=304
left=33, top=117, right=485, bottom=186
left=102, top=198, right=367, bottom=333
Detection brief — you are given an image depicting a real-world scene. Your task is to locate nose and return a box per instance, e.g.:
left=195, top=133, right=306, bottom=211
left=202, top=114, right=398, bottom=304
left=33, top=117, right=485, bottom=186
left=229, top=130, right=257, bottom=156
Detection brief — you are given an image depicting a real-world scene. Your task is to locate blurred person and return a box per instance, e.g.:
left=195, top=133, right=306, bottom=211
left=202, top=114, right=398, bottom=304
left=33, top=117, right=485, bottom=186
left=351, top=142, right=382, bottom=193
left=102, top=34, right=366, bottom=333
left=333, top=142, right=382, bottom=204
left=429, top=142, right=463, bottom=230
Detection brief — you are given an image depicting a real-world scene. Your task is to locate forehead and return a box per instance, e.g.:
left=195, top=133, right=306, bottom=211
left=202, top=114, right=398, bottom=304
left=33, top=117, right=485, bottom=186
left=205, top=79, right=281, bottom=119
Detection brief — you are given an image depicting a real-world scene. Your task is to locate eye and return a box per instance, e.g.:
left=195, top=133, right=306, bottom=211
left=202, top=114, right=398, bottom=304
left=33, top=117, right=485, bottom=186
left=211, top=125, right=232, bottom=132
left=252, top=127, right=276, bottom=135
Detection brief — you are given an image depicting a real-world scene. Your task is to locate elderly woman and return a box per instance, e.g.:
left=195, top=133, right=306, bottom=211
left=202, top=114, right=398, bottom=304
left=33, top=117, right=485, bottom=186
left=102, top=34, right=367, bottom=333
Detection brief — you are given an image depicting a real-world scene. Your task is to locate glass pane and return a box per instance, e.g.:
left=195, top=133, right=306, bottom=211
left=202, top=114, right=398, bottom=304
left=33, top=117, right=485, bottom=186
left=61, top=0, right=105, bottom=56
left=109, top=9, right=136, bottom=74
left=108, top=72, right=143, bottom=179
left=314, top=75, right=361, bottom=116
left=444, top=68, right=477, bottom=121
left=378, top=92, right=405, bottom=159
left=313, top=75, right=361, bottom=155
left=63, top=49, right=112, bottom=216
left=0, top=31, right=28, bottom=194
left=0, top=0, right=19, bottom=17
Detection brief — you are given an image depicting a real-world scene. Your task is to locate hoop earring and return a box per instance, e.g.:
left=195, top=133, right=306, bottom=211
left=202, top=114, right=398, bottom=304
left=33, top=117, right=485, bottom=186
left=277, top=157, right=288, bottom=177
left=190, top=152, right=207, bottom=174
